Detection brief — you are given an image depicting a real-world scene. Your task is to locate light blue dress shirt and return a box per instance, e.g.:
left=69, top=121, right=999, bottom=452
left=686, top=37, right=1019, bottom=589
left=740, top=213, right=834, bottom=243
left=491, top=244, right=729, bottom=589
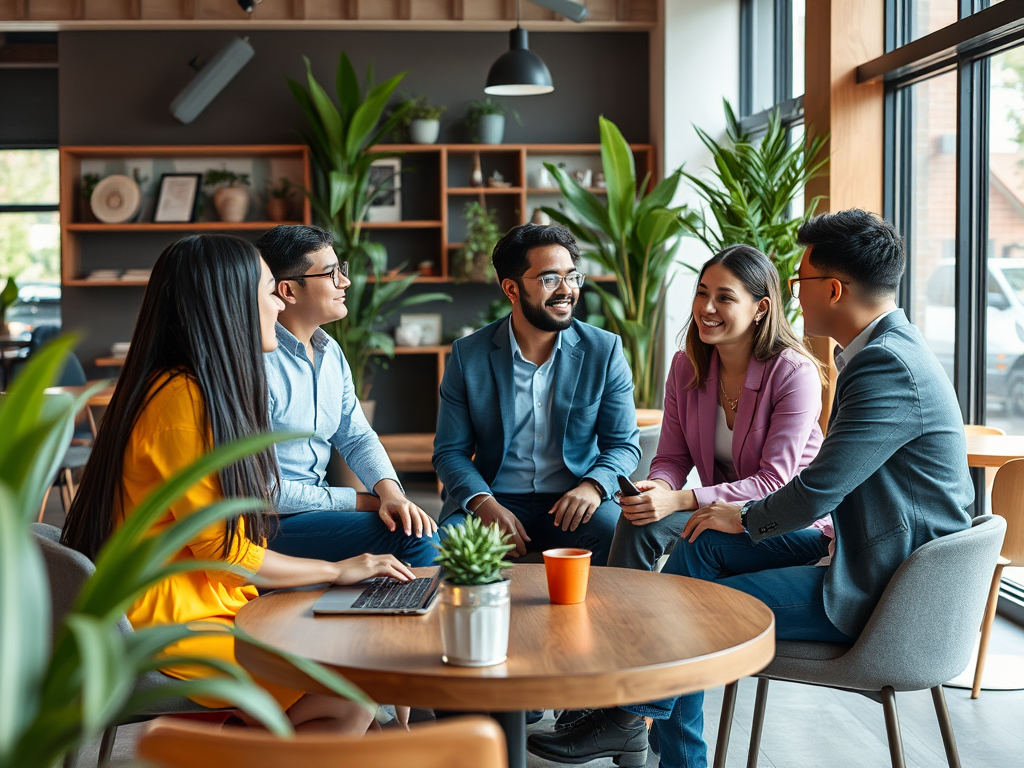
left=489, top=321, right=577, bottom=495
left=264, top=322, right=400, bottom=515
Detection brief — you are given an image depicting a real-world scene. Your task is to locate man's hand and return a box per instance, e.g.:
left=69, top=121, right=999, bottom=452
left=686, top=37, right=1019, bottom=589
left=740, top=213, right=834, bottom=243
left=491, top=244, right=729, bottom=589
left=374, top=479, right=438, bottom=538
left=680, top=500, right=745, bottom=542
left=548, top=481, right=602, bottom=532
left=618, top=480, right=695, bottom=526
left=473, top=497, right=531, bottom=557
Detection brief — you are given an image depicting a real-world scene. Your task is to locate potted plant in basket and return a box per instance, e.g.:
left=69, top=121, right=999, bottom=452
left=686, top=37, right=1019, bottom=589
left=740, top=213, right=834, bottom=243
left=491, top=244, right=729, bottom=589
left=396, top=93, right=446, bottom=145
left=466, top=97, right=522, bottom=145
left=434, top=517, right=515, bottom=667
left=288, top=52, right=451, bottom=407
left=453, top=202, right=500, bottom=283
left=204, top=167, right=252, bottom=223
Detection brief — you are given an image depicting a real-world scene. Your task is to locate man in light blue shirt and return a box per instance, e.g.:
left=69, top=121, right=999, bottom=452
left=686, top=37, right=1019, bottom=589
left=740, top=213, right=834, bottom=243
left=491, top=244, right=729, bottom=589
left=257, top=225, right=438, bottom=566
left=433, top=224, right=641, bottom=565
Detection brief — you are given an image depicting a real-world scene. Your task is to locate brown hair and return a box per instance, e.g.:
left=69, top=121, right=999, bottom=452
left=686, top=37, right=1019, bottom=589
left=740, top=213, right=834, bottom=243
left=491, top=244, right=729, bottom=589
left=681, top=244, right=827, bottom=390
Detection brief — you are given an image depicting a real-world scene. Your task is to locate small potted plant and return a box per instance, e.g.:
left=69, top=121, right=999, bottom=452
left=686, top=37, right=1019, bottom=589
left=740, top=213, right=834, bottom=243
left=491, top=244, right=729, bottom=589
left=79, top=173, right=101, bottom=223
left=264, top=177, right=294, bottom=222
left=204, top=167, right=252, bottom=223
left=434, top=516, right=515, bottom=667
left=0, top=277, right=18, bottom=336
left=397, top=93, right=446, bottom=144
left=466, top=97, right=522, bottom=145
left=453, top=202, right=499, bottom=283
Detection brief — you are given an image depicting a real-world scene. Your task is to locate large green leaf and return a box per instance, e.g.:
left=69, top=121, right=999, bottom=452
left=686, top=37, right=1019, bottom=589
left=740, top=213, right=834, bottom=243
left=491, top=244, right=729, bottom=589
left=345, top=72, right=408, bottom=160
left=303, top=57, right=344, bottom=162
left=335, top=51, right=361, bottom=125
left=599, top=116, right=637, bottom=242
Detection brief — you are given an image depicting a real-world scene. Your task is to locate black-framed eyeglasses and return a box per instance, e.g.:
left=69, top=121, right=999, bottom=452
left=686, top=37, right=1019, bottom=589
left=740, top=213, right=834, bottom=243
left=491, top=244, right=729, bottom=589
left=787, top=275, right=848, bottom=298
left=518, top=272, right=586, bottom=291
left=281, top=262, right=349, bottom=288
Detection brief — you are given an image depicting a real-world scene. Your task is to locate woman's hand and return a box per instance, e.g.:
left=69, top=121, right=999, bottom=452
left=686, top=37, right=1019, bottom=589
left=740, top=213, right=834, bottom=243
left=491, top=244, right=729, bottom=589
left=680, top=500, right=745, bottom=542
left=618, top=480, right=696, bottom=526
left=332, top=553, right=415, bottom=585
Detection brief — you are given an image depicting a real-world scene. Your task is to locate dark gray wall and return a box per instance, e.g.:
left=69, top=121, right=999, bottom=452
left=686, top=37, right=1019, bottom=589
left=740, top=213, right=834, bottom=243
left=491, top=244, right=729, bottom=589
left=56, top=29, right=647, bottom=430
left=0, top=69, right=59, bottom=147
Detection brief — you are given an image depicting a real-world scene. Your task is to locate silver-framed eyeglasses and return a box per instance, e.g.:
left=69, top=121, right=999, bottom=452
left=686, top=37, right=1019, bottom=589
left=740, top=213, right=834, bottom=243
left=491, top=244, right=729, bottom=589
left=787, top=274, right=847, bottom=298
left=519, top=272, right=586, bottom=291
left=281, top=262, right=349, bottom=288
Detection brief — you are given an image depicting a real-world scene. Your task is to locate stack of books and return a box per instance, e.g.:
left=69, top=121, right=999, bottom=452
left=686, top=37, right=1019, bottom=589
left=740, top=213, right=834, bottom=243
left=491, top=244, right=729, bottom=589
left=85, top=269, right=122, bottom=281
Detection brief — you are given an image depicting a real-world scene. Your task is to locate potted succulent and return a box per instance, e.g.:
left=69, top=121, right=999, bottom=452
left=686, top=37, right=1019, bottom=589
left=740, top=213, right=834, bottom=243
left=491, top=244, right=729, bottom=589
left=396, top=93, right=446, bottom=144
left=453, top=202, right=500, bottom=283
left=264, top=177, right=295, bottom=222
left=433, top=517, right=515, bottom=667
left=204, top=167, right=252, bottom=223
left=0, top=277, right=18, bottom=336
left=466, top=97, right=522, bottom=145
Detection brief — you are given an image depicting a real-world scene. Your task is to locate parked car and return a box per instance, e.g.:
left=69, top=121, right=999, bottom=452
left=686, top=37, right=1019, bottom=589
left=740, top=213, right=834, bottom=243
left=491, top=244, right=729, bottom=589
left=924, top=259, right=1024, bottom=415
left=5, top=281, right=61, bottom=330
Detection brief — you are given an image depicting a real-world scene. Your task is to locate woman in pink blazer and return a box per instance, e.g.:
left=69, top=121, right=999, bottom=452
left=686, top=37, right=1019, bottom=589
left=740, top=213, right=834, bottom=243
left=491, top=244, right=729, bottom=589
left=608, top=244, right=830, bottom=570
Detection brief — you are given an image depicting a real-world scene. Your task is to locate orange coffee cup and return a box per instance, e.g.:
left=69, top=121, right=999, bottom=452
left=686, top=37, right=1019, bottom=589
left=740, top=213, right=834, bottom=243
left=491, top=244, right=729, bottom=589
left=542, top=548, right=592, bottom=604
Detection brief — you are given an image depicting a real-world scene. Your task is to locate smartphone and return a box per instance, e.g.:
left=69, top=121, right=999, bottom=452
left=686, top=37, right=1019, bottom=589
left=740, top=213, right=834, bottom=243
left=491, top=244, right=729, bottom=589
left=617, top=474, right=642, bottom=497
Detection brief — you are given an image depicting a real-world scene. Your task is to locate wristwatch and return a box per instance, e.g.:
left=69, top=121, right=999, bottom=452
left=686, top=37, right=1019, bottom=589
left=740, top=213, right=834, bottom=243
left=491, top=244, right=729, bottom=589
left=740, top=501, right=753, bottom=530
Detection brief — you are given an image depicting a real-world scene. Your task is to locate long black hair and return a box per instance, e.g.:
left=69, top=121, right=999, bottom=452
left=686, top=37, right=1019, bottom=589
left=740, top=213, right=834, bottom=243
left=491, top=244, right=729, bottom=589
left=62, top=234, right=279, bottom=561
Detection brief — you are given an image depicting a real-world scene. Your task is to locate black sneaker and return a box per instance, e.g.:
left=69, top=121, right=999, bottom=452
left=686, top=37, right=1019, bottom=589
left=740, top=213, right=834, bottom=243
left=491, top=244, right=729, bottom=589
left=526, top=708, right=648, bottom=767
left=554, top=709, right=593, bottom=730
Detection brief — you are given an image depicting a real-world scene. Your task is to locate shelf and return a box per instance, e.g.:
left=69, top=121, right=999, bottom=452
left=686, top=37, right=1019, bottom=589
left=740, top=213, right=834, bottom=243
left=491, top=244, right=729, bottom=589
left=65, top=280, right=148, bottom=287
left=65, top=220, right=306, bottom=232
left=360, top=220, right=443, bottom=229
left=527, top=187, right=607, bottom=195
left=95, top=357, right=126, bottom=367
left=366, top=275, right=453, bottom=283
left=447, top=187, right=523, bottom=194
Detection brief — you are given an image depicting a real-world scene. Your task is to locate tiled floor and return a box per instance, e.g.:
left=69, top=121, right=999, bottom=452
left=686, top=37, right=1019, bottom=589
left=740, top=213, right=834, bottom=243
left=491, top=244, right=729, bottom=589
left=44, top=484, right=1024, bottom=768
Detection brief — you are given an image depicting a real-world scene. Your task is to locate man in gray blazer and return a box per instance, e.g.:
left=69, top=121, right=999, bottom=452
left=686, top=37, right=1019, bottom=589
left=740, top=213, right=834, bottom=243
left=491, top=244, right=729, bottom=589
left=432, top=223, right=640, bottom=566
left=530, top=210, right=974, bottom=768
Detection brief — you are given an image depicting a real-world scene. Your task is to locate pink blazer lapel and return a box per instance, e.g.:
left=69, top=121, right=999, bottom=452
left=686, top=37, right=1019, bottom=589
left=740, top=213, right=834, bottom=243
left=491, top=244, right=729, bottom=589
left=732, top=356, right=767, bottom=472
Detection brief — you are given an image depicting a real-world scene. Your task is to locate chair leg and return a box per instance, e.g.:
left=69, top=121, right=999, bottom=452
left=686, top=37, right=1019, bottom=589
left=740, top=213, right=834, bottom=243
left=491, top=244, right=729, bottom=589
left=972, top=562, right=1006, bottom=699
left=712, top=681, right=739, bottom=768
left=97, top=726, right=117, bottom=765
left=931, top=685, right=963, bottom=768
left=746, top=678, right=770, bottom=768
left=39, top=484, right=52, bottom=523
left=880, top=686, right=907, bottom=768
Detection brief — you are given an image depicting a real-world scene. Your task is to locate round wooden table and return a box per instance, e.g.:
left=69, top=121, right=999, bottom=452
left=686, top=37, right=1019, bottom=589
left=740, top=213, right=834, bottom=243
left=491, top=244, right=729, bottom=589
left=966, top=434, right=1024, bottom=468
left=236, top=564, right=774, bottom=768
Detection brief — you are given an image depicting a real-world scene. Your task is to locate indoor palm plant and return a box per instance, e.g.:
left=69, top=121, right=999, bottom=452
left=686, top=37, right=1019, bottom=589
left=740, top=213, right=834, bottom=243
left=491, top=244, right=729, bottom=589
left=434, top=517, right=514, bottom=667
left=682, top=100, right=829, bottom=322
left=288, top=52, right=450, bottom=402
left=541, top=116, right=700, bottom=409
left=0, top=338, right=374, bottom=768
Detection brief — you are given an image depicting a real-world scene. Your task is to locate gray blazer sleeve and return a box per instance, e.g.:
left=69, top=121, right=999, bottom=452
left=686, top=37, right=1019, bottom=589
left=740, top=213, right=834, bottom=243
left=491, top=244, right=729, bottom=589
left=744, top=344, right=922, bottom=542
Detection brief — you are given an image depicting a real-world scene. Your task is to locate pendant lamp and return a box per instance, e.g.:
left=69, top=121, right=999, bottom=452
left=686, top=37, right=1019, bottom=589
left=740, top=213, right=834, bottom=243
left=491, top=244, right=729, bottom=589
left=485, top=0, right=554, bottom=96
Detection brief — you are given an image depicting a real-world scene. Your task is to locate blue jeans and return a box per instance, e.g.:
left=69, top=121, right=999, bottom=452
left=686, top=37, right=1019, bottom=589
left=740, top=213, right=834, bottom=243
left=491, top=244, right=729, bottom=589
left=440, top=492, right=619, bottom=566
left=625, top=528, right=853, bottom=768
left=268, top=510, right=440, bottom=567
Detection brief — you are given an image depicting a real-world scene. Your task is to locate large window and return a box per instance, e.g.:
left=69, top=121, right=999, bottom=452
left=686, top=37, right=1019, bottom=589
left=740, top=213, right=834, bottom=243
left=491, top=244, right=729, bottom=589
left=740, top=0, right=803, bottom=120
left=0, top=149, right=60, bottom=329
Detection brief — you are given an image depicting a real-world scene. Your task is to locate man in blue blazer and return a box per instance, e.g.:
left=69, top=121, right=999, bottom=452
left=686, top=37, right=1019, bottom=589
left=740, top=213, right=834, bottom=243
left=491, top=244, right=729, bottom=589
left=531, top=210, right=974, bottom=768
left=433, top=223, right=640, bottom=565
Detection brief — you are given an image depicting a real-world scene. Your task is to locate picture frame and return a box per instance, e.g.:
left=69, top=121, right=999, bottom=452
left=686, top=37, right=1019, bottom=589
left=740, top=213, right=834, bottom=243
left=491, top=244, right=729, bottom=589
left=399, top=313, right=443, bottom=347
left=365, top=158, right=402, bottom=223
left=153, top=173, right=201, bottom=223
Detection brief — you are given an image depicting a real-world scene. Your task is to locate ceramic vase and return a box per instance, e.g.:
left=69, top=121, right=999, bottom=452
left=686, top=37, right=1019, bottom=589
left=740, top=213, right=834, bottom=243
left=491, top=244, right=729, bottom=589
left=476, top=114, right=505, bottom=145
left=409, top=119, right=441, bottom=144
left=214, top=186, right=250, bottom=223
left=438, top=579, right=511, bottom=667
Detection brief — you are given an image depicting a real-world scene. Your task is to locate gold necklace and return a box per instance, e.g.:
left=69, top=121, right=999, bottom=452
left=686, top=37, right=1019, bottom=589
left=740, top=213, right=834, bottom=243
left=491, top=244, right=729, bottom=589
left=719, top=378, right=741, bottom=412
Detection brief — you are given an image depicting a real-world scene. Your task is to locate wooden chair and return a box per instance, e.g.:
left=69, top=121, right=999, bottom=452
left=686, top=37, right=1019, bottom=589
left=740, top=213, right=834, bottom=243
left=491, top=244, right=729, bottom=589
left=136, top=715, right=508, bottom=768
left=971, top=457, right=1024, bottom=698
left=963, top=424, right=1006, bottom=437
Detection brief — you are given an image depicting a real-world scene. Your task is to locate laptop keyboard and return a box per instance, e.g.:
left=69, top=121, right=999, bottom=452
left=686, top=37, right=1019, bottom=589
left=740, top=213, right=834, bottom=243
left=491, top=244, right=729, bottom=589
left=351, top=577, right=434, bottom=610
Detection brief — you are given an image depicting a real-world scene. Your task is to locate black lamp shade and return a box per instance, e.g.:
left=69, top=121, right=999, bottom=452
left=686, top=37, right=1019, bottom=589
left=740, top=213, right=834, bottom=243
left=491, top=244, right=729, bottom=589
left=485, top=27, right=554, bottom=96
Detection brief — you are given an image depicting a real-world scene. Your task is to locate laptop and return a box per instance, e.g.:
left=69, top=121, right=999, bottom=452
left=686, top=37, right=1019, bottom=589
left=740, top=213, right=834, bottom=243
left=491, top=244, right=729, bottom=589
left=312, top=567, right=442, bottom=616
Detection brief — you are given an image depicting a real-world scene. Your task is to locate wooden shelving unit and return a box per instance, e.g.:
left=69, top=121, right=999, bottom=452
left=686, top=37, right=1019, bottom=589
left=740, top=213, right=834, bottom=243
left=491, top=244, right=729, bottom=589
left=59, top=144, right=311, bottom=286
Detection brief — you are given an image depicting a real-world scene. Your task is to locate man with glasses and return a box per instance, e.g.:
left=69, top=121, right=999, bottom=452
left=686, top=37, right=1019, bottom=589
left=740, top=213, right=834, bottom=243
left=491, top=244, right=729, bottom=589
left=257, top=225, right=438, bottom=568
left=433, top=223, right=641, bottom=566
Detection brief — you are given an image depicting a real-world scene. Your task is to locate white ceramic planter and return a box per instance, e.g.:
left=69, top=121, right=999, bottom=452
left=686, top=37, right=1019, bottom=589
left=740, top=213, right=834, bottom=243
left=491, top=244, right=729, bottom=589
left=214, top=185, right=250, bottom=223
left=409, top=119, right=441, bottom=144
left=476, top=113, right=505, bottom=145
left=438, top=579, right=511, bottom=667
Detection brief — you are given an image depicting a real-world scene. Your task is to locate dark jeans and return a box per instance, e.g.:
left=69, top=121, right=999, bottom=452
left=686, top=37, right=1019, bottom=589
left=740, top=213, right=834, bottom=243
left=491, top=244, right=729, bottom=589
left=607, top=510, right=691, bottom=570
left=268, top=510, right=439, bottom=567
left=624, top=528, right=852, bottom=768
left=440, top=492, right=619, bottom=566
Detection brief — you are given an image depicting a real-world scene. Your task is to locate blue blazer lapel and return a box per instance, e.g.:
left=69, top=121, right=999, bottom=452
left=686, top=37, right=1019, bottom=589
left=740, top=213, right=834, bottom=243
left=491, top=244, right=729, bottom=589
left=554, top=324, right=583, bottom=450
left=489, top=318, right=516, bottom=452
left=698, top=351, right=718, bottom=484
left=732, top=356, right=766, bottom=468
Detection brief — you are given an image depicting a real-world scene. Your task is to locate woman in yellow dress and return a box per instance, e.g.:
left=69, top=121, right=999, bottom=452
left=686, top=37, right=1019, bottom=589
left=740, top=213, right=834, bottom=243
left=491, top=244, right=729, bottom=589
left=62, top=234, right=414, bottom=734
